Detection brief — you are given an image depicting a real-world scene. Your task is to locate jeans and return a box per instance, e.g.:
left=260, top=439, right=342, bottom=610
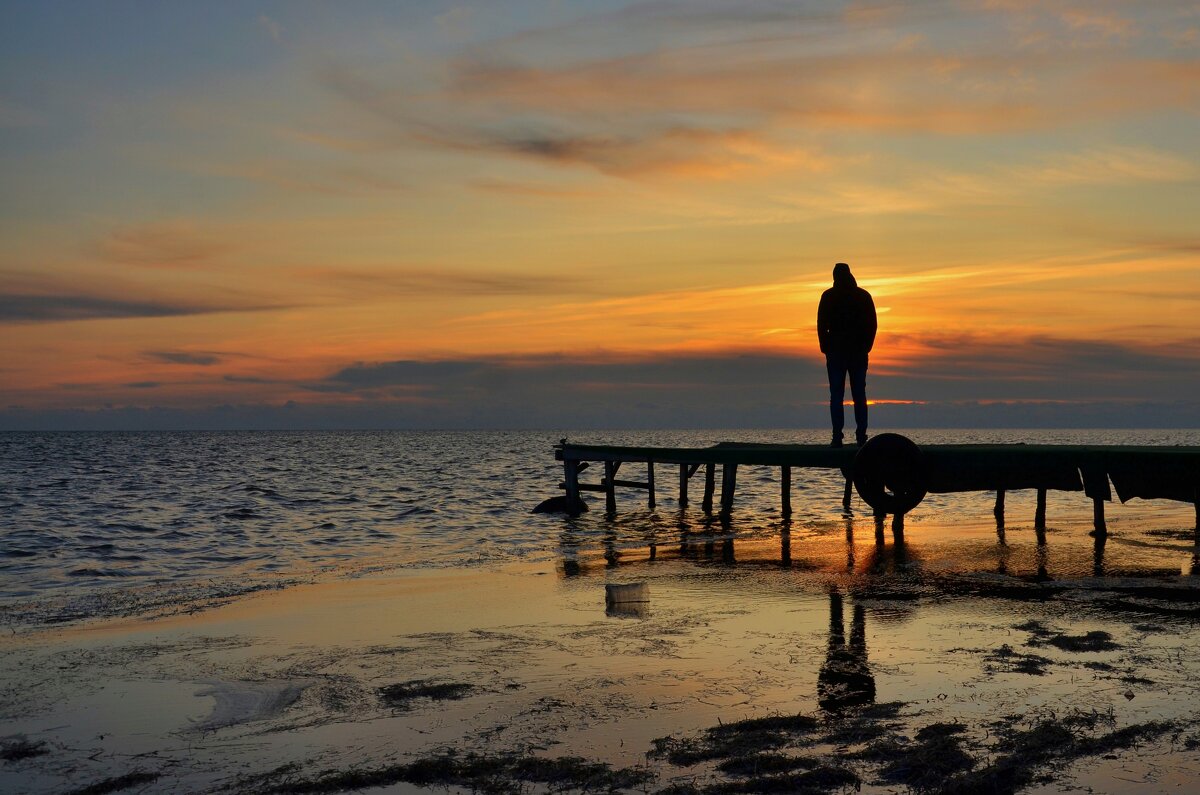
left=826, top=353, right=868, bottom=441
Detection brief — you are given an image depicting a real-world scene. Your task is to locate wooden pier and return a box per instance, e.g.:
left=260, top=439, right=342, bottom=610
left=552, top=436, right=1200, bottom=540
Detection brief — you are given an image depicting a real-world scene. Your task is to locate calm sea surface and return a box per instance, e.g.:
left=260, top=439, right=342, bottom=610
left=2, top=429, right=1197, bottom=627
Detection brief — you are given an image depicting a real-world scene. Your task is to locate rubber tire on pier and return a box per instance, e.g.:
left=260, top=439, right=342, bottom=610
left=852, top=433, right=928, bottom=515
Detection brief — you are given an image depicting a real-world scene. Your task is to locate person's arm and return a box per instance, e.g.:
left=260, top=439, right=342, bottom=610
left=864, top=292, right=878, bottom=353
left=817, top=292, right=831, bottom=354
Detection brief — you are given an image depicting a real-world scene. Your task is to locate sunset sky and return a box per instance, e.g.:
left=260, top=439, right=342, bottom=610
left=2, top=0, right=1198, bottom=429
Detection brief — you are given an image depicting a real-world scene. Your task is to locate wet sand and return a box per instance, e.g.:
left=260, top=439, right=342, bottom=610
left=2, top=512, right=1199, bottom=794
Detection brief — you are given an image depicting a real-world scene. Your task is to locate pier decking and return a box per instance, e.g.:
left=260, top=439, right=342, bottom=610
left=553, top=438, right=1200, bottom=539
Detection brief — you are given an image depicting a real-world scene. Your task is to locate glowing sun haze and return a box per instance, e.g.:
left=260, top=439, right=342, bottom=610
left=1, top=0, right=1198, bottom=429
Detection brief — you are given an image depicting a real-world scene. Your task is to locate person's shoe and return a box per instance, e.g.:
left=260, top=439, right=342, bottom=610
left=830, top=436, right=844, bottom=448
left=855, top=433, right=869, bottom=447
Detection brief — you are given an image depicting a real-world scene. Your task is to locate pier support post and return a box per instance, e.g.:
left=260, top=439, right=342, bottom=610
left=843, top=477, right=853, bottom=511
left=720, top=463, right=738, bottom=518
left=646, top=461, right=656, bottom=509
left=702, top=463, right=715, bottom=514
left=604, top=461, right=617, bottom=514
left=563, top=459, right=581, bottom=517
left=1035, top=488, right=1047, bottom=531
left=993, top=489, right=1005, bottom=523
left=678, top=464, right=688, bottom=507
left=781, top=466, right=792, bottom=518
left=1092, top=497, right=1107, bottom=536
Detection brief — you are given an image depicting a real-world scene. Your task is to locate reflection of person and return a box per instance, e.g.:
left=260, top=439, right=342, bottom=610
left=817, top=263, right=877, bottom=448
left=817, top=590, right=875, bottom=713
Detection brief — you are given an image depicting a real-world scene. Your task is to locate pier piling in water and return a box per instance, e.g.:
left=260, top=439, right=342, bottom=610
left=604, top=461, right=618, bottom=514
left=1093, top=498, right=1107, bottom=536
left=720, top=464, right=738, bottom=518
left=646, top=461, right=655, bottom=510
left=701, top=463, right=715, bottom=514
left=781, top=466, right=792, bottom=518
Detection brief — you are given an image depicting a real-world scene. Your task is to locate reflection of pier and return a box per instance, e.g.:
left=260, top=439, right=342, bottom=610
left=554, top=439, right=1200, bottom=539
left=559, top=509, right=1170, bottom=583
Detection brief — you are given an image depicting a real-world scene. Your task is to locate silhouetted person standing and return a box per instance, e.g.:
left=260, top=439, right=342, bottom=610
left=817, top=263, right=876, bottom=448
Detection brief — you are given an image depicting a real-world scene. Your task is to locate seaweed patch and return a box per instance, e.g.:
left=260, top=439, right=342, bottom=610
left=0, top=736, right=48, bottom=762
left=244, top=751, right=653, bottom=794
left=377, top=679, right=476, bottom=708
left=650, top=713, right=821, bottom=766
left=63, top=772, right=161, bottom=795
left=985, top=644, right=1055, bottom=676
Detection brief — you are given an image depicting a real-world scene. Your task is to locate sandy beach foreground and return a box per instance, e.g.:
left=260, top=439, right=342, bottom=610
left=3, top=521, right=1200, bottom=794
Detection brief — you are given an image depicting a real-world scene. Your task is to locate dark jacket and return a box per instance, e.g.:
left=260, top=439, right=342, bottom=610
left=817, top=268, right=877, bottom=357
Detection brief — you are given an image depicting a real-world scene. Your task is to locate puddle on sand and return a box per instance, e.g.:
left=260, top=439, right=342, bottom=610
left=0, top=520, right=1198, bottom=794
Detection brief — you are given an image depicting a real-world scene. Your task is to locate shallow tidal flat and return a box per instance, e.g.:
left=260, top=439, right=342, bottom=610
left=3, top=518, right=1200, bottom=795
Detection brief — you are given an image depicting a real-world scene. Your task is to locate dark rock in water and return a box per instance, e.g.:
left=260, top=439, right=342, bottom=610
left=532, top=495, right=588, bottom=514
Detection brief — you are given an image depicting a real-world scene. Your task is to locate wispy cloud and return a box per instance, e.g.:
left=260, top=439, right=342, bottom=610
left=223, top=374, right=278, bottom=384
left=1012, top=146, right=1198, bottom=185
left=95, top=220, right=231, bottom=267
left=425, top=125, right=832, bottom=178
left=146, top=351, right=223, bottom=366
left=469, top=178, right=604, bottom=199
left=0, top=272, right=294, bottom=324
left=770, top=144, right=1199, bottom=219
left=0, top=293, right=236, bottom=323
left=296, top=266, right=590, bottom=297
left=211, top=160, right=409, bottom=196
left=1059, top=8, right=1136, bottom=44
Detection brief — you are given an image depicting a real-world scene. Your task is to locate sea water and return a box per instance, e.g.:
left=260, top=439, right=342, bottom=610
left=1, top=428, right=1197, bottom=629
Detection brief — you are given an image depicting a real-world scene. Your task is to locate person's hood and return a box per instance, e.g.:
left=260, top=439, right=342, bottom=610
left=832, top=263, right=857, bottom=288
